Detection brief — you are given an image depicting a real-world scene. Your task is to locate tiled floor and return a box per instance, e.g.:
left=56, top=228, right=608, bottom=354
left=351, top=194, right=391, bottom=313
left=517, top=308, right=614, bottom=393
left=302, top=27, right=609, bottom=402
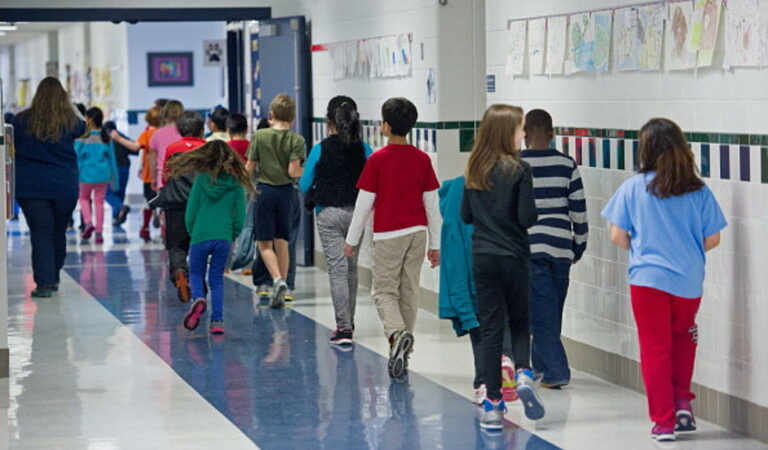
left=2, top=216, right=766, bottom=449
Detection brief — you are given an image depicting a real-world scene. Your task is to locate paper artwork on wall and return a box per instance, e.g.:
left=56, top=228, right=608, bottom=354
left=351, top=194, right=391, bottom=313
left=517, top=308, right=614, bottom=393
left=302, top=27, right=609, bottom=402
left=592, top=11, right=613, bottom=73
left=528, top=18, right=547, bottom=75
left=546, top=16, right=567, bottom=75
left=761, top=5, right=768, bottom=65
left=328, top=33, right=412, bottom=80
left=639, top=4, right=665, bottom=70
left=566, top=13, right=595, bottom=74
left=724, top=0, right=761, bottom=68
left=426, top=68, right=437, bottom=104
left=667, top=1, right=698, bottom=70
left=505, top=20, right=527, bottom=76
left=691, top=0, right=723, bottom=67
left=616, top=7, right=642, bottom=71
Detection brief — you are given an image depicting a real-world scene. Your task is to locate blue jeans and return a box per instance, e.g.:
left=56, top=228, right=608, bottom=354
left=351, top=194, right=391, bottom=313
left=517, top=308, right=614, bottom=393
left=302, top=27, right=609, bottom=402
left=106, top=166, right=130, bottom=218
left=530, top=258, right=572, bottom=385
left=17, top=197, right=77, bottom=288
left=189, top=240, right=231, bottom=322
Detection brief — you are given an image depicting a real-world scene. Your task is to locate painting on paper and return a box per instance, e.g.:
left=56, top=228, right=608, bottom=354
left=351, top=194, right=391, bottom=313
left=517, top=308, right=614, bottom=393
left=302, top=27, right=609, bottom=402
left=616, top=7, right=642, bottom=71
left=567, top=13, right=595, bottom=73
left=505, top=20, right=527, bottom=76
left=147, top=52, right=193, bottom=87
left=592, top=11, right=613, bottom=73
left=691, top=0, right=723, bottom=67
left=528, top=18, right=547, bottom=75
left=667, top=2, right=697, bottom=70
left=639, top=4, right=664, bottom=71
left=547, top=16, right=567, bottom=75
left=724, top=0, right=761, bottom=67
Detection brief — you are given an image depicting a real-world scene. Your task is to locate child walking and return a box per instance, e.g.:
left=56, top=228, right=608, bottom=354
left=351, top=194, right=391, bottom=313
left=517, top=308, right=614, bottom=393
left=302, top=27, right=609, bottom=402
left=173, top=140, right=249, bottom=334
left=602, top=118, right=726, bottom=442
left=521, top=109, right=588, bottom=389
left=226, top=113, right=250, bottom=161
left=75, top=107, right=119, bottom=245
left=461, top=105, right=543, bottom=429
left=344, top=97, right=441, bottom=378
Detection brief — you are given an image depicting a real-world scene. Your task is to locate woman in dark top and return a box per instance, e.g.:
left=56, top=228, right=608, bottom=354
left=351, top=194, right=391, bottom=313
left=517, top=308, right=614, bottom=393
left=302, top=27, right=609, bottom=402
left=13, top=76, right=85, bottom=297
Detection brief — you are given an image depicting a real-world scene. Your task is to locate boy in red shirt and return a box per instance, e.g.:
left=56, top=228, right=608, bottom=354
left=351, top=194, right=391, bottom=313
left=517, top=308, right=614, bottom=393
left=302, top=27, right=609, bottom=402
left=344, top=97, right=441, bottom=378
left=226, top=113, right=249, bottom=161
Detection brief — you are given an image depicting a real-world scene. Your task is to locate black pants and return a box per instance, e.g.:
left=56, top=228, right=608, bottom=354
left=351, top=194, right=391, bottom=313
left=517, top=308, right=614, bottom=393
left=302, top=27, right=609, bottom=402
left=165, top=209, right=190, bottom=280
left=474, top=253, right=531, bottom=400
left=469, top=320, right=514, bottom=389
left=17, top=197, right=77, bottom=288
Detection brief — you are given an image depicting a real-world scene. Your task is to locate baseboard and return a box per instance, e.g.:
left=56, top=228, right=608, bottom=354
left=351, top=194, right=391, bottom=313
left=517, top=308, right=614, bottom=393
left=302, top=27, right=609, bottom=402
left=0, top=347, right=8, bottom=378
left=314, top=249, right=767, bottom=444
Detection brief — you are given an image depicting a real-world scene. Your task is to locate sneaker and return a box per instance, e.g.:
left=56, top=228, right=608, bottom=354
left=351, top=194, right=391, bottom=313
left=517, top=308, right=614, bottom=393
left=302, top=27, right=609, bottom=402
left=675, top=399, right=697, bottom=432
left=183, top=298, right=207, bottom=330
left=501, top=355, right=519, bottom=402
left=95, top=233, right=104, bottom=244
left=284, top=290, right=295, bottom=302
left=257, top=284, right=271, bottom=297
left=269, top=278, right=287, bottom=309
left=515, top=368, right=545, bottom=420
left=139, top=227, right=151, bottom=242
left=479, top=399, right=505, bottom=430
left=651, top=424, right=676, bottom=441
left=387, top=330, right=414, bottom=378
left=175, top=270, right=191, bottom=303
left=117, top=205, right=131, bottom=224
left=329, top=329, right=353, bottom=345
left=473, top=384, right=488, bottom=405
left=112, top=217, right=121, bottom=227
left=540, top=381, right=568, bottom=389
left=81, top=223, right=95, bottom=240
left=31, top=287, right=54, bottom=298
left=209, top=320, right=225, bottom=335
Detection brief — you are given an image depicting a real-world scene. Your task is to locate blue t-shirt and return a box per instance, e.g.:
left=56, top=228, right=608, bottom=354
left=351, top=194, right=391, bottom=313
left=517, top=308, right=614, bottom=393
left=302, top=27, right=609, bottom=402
left=601, top=172, right=727, bottom=298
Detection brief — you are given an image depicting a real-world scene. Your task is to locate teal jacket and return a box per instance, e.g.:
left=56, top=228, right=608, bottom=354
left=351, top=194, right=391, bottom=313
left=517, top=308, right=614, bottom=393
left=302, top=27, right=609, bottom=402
left=438, top=176, right=479, bottom=336
left=185, top=172, right=246, bottom=245
left=74, top=130, right=119, bottom=188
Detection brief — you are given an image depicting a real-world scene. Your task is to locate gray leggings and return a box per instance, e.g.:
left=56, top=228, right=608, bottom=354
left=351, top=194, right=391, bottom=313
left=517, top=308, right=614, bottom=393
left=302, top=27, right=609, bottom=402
left=316, top=206, right=359, bottom=331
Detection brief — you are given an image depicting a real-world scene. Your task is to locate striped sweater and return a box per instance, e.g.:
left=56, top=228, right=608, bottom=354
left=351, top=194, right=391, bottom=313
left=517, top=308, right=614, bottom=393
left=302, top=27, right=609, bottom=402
left=521, top=149, right=588, bottom=262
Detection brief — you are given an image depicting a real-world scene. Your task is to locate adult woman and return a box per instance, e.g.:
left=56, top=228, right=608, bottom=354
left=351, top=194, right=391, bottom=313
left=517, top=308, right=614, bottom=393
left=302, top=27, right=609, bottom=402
left=13, top=77, right=85, bottom=297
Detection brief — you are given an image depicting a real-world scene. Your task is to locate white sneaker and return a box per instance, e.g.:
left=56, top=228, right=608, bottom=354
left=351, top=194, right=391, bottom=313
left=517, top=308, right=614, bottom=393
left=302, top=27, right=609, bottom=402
left=515, top=368, right=545, bottom=420
left=269, top=278, right=287, bottom=309
left=473, top=384, right=488, bottom=405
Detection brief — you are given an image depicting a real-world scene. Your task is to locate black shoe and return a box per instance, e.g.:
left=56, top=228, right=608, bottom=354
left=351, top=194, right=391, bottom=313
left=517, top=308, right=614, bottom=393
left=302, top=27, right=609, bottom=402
left=329, top=329, right=353, bottom=346
left=388, top=330, right=414, bottom=378
left=118, top=205, right=131, bottom=224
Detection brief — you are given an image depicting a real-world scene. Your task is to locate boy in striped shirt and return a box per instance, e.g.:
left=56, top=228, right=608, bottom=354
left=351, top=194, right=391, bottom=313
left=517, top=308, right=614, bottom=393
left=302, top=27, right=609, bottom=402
left=521, top=109, right=588, bottom=389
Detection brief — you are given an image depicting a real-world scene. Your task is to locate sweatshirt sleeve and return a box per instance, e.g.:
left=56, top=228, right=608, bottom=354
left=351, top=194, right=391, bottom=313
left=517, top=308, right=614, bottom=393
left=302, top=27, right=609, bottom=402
left=299, top=144, right=321, bottom=193
left=517, top=164, right=538, bottom=229
left=345, top=189, right=376, bottom=246
left=185, top=177, right=202, bottom=235
left=423, top=189, right=442, bottom=250
left=232, top=187, right=246, bottom=240
left=108, top=141, right=120, bottom=191
left=568, top=165, right=589, bottom=261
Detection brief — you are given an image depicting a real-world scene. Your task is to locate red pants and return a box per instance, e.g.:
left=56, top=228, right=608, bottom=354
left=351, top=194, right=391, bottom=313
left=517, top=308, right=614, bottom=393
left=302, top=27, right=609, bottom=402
left=630, top=285, right=701, bottom=427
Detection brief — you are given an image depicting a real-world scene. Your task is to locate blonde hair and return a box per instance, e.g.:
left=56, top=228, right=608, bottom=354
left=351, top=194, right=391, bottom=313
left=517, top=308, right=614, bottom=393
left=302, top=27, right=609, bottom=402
left=21, top=77, right=80, bottom=143
left=160, top=100, right=184, bottom=126
left=465, top=104, right=524, bottom=191
left=270, top=94, right=296, bottom=122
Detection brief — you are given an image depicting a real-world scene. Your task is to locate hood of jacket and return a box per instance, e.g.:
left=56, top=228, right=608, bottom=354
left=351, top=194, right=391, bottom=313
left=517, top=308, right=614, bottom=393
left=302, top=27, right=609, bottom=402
left=198, top=172, right=241, bottom=199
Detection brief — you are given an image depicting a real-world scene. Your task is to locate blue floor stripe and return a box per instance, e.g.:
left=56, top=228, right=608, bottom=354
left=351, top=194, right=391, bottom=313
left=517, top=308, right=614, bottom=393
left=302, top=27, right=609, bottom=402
left=63, top=248, right=560, bottom=450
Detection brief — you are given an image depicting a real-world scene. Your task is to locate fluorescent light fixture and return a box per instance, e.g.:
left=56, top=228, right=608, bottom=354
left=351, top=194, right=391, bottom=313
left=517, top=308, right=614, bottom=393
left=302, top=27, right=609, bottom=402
left=0, top=26, right=18, bottom=31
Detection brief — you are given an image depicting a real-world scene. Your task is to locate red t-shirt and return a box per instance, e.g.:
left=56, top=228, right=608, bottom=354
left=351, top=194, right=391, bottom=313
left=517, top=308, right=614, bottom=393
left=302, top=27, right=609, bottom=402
left=227, top=139, right=249, bottom=161
left=163, top=137, right=206, bottom=181
left=356, top=144, right=440, bottom=233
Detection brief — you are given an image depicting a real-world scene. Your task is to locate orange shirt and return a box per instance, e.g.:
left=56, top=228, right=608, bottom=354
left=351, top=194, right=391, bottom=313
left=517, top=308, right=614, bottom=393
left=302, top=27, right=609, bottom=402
left=138, top=126, right=157, bottom=183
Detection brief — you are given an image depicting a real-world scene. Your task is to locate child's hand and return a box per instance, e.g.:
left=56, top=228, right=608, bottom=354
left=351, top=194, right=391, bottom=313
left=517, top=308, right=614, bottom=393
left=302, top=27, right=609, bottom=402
left=427, top=249, right=440, bottom=268
left=110, top=130, right=120, bottom=140
left=343, top=243, right=356, bottom=258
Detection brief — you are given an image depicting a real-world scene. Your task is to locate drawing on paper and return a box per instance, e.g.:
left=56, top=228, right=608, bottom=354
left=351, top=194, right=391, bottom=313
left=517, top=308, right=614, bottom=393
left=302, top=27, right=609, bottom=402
left=761, top=11, right=768, bottom=65
left=724, top=0, right=761, bottom=67
left=505, top=20, right=527, bottom=76
left=547, top=16, right=567, bottom=75
left=691, top=0, right=723, bottom=66
left=639, top=4, right=664, bottom=71
left=568, top=13, right=595, bottom=73
left=528, top=18, right=547, bottom=75
left=667, top=2, right=697, bottom=70
left=592, top=11, right=613, bottom=73
left=329, top=33, right=412, bottom=80
left=616, top=7, right=642, bottom=71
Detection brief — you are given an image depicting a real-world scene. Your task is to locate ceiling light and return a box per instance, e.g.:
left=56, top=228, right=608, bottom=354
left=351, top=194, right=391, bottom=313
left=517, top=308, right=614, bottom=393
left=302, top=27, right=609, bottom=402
left=0, top=26, right=18, bottom=31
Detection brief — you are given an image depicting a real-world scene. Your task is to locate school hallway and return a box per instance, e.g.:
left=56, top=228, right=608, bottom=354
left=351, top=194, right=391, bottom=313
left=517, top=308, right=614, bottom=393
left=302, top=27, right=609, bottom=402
left=1, top=214, right=763, bottom=450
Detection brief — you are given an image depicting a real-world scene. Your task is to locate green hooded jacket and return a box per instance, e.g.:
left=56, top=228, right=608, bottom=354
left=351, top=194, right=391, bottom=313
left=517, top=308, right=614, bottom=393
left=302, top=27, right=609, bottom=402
left=185, top=172, right=246, bottom=245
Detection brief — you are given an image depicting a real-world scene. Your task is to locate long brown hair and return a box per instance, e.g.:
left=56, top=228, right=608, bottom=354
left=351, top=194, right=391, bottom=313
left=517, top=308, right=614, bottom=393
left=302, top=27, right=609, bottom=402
left=20, top=77, right=80, bottom=142
left=159, top=100, right=184, bottom=126
left=465, top=104, right=524, bottom=190
left=166, top=140, right=254, bottom=193
left=639, top=118, right=704, bottom=198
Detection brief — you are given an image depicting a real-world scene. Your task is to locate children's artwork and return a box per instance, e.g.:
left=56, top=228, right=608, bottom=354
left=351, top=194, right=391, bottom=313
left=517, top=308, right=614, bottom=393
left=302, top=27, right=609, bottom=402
left=329, top=33, right=412, bottom=80
left=639, top=4, right=665, bottom=71
left=566, top=13, right=594, bottom=73
left=724, top=0, right=761, bottom=67
left=667, top=1, right=697, bottom=70
left=505, top=20, right=527, bottom=76
left=761, top=8, right=768, bottom=65
left=592, top=11, right=613, bottom=73
left=147, top=52, right=194, bottom=87
left=691, top=0, right=723, bottom=66
left=616, top=7, right=642, bottom=71
left=528, top=18, right=547, bottom=75
left=546, top=16, right=567, bottom=75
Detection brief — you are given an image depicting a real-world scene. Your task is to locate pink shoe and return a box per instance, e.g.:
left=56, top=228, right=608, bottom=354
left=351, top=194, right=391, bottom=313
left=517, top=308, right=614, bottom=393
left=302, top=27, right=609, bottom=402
left=501, top=355, right=519, bottom=402
left=675, top=399, right=697, bottom=432
left=209, top=321, right=225, bottom=335
left=651, top=424, right=675, bottom=441
left=81, top=223, right=95, bottom=240
left=183, top=298, right=207, bottom=330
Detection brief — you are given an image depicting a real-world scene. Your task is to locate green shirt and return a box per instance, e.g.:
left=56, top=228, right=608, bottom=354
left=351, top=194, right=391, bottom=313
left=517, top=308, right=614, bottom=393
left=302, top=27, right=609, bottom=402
left=246, top=128, right=306, bottom=186
left=185, top=172, right=246, bottom=245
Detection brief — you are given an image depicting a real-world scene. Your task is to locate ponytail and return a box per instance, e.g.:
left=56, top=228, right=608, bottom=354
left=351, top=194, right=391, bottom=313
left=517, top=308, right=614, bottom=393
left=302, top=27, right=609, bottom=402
left=84, top=106, right=110, bottom=144
left=326, top=95, right=361, bottom=146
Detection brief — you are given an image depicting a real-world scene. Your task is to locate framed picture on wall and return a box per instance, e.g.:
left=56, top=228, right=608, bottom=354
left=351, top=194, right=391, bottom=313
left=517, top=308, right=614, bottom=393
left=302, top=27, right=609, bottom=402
left=147, top=52, right=194, bottom=87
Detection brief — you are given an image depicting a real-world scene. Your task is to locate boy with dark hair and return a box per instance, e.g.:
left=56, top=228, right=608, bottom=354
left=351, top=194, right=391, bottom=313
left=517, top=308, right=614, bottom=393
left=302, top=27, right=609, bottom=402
left=246, top=94, right=305, bottom=308
left=344, top=97, right=442, bottom=378
left=226, top=113, right=249, bottom=161
left=159, top=110, right=206, bottom=302
left=521, top=108, right=588, bottom=389
left=207, top=106, right=230, bottom=141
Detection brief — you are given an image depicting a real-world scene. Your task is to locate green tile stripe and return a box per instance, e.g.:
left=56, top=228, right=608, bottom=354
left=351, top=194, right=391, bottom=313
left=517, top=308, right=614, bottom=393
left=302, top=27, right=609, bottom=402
left=762, top=147, right=768, bottom=184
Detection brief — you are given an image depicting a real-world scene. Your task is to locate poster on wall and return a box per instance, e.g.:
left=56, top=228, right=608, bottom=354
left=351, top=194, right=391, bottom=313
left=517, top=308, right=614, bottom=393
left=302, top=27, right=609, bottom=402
left=147, top=52, right=194, bottom=87
left=691, top=0, right=723, bottom=67
left=505, top=20, right=527, bottom=76
left=667, top=1, right=698, bottom=70
left=638, top=4, right=665, bottom=71
left=546, top=16, right=567, bottom=75
left=426, top=68, right=437, bottom=103
left=528, top=18, right=547, bottom=75
left=203, top=40, right=226, bottom=67
left=566, top=13, right=595, bottom=73
left=724, top=0, right=761, bottom=68
left=592, top=10, right=612, bottom=73
left=616, top=7, right=642, bottom=71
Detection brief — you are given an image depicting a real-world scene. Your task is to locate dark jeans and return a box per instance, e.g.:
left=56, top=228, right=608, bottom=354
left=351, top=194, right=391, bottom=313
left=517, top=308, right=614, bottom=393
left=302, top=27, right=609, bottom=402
left=165, top=209, right=190, bottom=281
left=530, top=258, right=572, bottom=384
left=17, top=197, right=77, bottom=288
left=189, top=240, right=231, bottom=322
left=106, top=166, right=130, bottom=218
left=469, top=320, right=514, bottom=389
left=252, top=188, right=300, bottom=290
left=474, top=253, right=531, bottom=400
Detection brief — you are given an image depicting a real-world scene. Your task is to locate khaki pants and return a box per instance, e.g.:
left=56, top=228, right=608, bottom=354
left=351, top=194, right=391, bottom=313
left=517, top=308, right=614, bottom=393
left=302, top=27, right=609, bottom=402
left=372, top=231, right=427, bottom=339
